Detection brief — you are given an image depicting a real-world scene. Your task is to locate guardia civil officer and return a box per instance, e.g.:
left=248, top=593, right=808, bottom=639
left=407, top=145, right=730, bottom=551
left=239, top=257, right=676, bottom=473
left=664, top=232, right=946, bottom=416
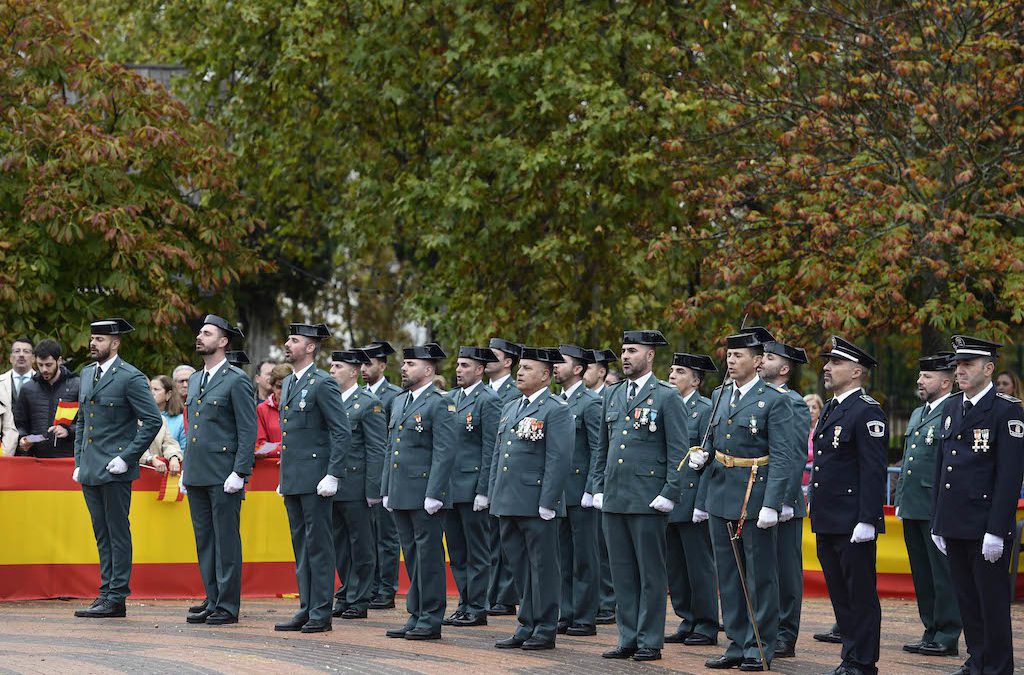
left=932, top=336, right=1023, bottom=675
left=484, top=337, right=522, bottom=616
left=552, top=344, right=602, bottom=636
left=73, top=318, right=162, bottom=618
left=328, top=350, right=386, bottom=619
left=810, top=337, right=888, bottom=675
left=593, top=330, right=687, bottom=662
left=274, top=323, right=352, bottom=634
left=587, top=346, right=618, bottom=625
left=381, top=343, right=456, bottom=640
left=358, top=341, right=402, bottom=610
left=688, top=329, right=800, bottom=671
left=442, top=346, right=501, bottom=627
left=491, top=347, right=571, bottom=650
left=894, top=353, right=962, bottom=657
left=182, top=315, right=257, bottom=626
left=664, top=352, right=719, bottom=647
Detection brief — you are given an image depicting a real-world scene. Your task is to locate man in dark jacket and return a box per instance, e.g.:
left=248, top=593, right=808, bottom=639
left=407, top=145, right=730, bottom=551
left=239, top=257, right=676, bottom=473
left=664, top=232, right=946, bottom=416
left=15, top=339, right=81, bottom=458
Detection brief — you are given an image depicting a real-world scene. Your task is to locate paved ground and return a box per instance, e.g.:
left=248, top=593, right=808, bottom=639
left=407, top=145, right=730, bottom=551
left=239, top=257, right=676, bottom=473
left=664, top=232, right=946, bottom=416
left=0, top=597, right=1021, bottom=674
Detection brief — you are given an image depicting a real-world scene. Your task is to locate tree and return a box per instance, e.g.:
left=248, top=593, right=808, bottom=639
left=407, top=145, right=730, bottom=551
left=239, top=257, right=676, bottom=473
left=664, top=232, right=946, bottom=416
left=0, top=0, right=264, bottom=373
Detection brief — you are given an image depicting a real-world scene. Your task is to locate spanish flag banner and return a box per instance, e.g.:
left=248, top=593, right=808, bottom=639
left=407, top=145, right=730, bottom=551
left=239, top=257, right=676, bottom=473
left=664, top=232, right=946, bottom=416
left=53, top=400, right=79, bottom=427
left=156, top=471, right=185, bottom=503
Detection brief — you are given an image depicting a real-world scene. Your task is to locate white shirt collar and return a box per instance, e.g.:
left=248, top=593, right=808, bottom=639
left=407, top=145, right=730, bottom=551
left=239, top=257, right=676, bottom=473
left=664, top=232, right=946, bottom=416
left=524, top=388, right=545, bottom=405
left=292, top=363, right=314, bottom=382
left=681, top=389, right=697, bottom=405
left=341, top=383, right=360, bottom=402
left=410, top=381, right=432, bottom=401
left=592, top=384, right=605, bottom=394
left=204, top=357, right=228, bottom=380
left=627, top=371, right=653, bottom=393
left=832, top=386, right=862, bottom=405
left=98, top=355, right=117, bottom=375
left=925, top=392, right=951, bottom=412
left=462, top=381, right=481, bottom=398
left=732, top=375, right=760, bottom=400
left=490, top=373, right=511, bottom=391
left=14, top=369, right=34, bottom=380
left=966, top=382, right=993, bottom=408
left=562, top=380, right=583, bottom=399
left=366, top=378, right=384, bottom=394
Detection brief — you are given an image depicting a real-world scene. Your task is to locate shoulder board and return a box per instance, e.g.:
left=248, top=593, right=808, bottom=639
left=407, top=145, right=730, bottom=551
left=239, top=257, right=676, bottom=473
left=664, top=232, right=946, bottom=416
left=227, top=365, right=246, bottom=377
left=606, top=380, right=626, bottom=390
left=997, top=392, right=1021, bottom=403
left=860, top=394, right=881, bottom=405
left=551, top=396, right=568, bottom=406
left=762, top=382, right=784, bottom=393
left=656, top=380, right=674, bottom=389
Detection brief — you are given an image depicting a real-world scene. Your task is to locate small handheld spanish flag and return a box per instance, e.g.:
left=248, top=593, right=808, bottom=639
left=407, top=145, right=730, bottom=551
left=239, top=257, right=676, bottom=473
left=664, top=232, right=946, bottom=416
left=157, top=471, right=185, bottom=502
left=53, top=400, right=79, bottom=426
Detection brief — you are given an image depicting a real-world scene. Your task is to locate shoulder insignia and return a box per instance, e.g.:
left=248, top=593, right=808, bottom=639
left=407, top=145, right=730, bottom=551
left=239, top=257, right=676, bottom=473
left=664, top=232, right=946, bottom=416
left=373, top=405, right=382, bottom=413
left=997, top=392, right=1021, bottom=403
left=860, top=394, right=881, bottom=405
left=866, top=420, right=886, bottom=437
left=1008, top=420, right=1024, bottom=438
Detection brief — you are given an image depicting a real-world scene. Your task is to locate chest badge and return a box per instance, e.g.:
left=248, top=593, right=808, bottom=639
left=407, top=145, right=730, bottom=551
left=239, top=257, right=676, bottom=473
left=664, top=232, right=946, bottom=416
left=749, top=415, right=759, bottom=436
left=466, top=412, right=474, bottom=432
left=649, top=409, right=658, bottom=433
left=972, top=428, right=990, bottom=452
left=413, top=413, right=424, bottom=433
left=1009, top=419, right=1024, bottom=438
left=944, top=416, right=951, bottom=430
left=757, top=400, right=765, bottom=408
left=299, top=389, right=308, bottom=411
left=832, top=426, right=842, bottom=449
left=924, top=425, right=935, bottom=445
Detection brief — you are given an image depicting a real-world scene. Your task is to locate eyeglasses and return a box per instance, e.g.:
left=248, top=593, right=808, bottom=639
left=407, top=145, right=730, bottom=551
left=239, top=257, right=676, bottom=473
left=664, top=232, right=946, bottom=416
left=176, top=379, right=189, bottom=384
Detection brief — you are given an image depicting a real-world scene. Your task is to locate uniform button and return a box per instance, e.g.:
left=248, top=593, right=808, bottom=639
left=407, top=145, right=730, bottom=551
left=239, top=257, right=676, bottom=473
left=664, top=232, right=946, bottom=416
left=947, top=466, right=952, bottom=472
left=817, top=450, right=822, bottom=455
left=818, top=434, right=823, bottom=439
left=89, top=413, right=94, bottom=418
left=396, top=438, right=401, bottom=443
left=914, top=431, right=920, bottom=436
left=88, top=439, right=93, bottom=443
left=474, top=466, right=479, bottom=470
left=624, top=416, right=629, bottom=421
left=813, top=482, right=818, bottom=488
left=908, top=456, right=913, bottom=461
left=191, top=438, right=196, bottom=443
left=399, top=425, right=404, bottom=430
left=222, top=447, right=226, bottom=452
left=847, top=488, right=852, bottom=493
left=282, top=445, right=287, bottom=450
left=618, top=458, right=623, bottom=464
left=193, top=424, right=198, bottom=429
left=983, top=494, right=988, bottom=499
left=195, top=411, right=200, bottom=417
left=197, top=399, right=202, bottom=404
left=728, top=420, right=733, bottom=425
left=814, top=466, right=819, bottom=471
left=622, top=430, right=628, bottom=435
left=945, top=483, right=950, bottom=489
left=423, top=473, right=428, bottom=478
left=393, top=463, right=398, bottom=468
left=689, top=482, right=694, bottom=488
left=956, top=434, right=961, bottom=440
left=312, top=453, right=317, bottom=458
left=282, top=431, right=287, bottom=436
left=952, top=450, right=957, bottom=455
left=507, top=441, right=512, bottom=445
left=910, top=444, right=916, bottom=449
left=575, top=469, right=580, bottom=474
left=503, top=466, right=508, bottom=472
left=89, top=426, right=93, bottom=430
left=504, top=453, right=509, bottom=458
left=282, top=418, right=287, bottom=423
left=393, top=451, right=398, bottom=456
left=726, top=434, right=732, bottom=440
left=649, top=470, right=655, bottom=475
left=907, top=470, right=912, bottom=475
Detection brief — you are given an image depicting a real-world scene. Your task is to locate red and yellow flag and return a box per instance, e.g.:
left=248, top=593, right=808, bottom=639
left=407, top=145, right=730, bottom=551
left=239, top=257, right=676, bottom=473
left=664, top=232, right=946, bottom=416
left=157, top=471, right=184, bottom=502
left=53, top=400, right=79, bottom=426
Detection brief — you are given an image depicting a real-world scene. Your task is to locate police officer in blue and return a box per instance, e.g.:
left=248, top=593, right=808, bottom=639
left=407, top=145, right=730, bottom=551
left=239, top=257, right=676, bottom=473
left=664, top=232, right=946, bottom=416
left=664, top=352, right=720, bottom=647
left=73, top=318, right=162, bottom=618
left=810, top=336, right=888, bottom=675
left=894, top=353, right=962, bottom=658
left=932, top=336, right=1023, bottom=675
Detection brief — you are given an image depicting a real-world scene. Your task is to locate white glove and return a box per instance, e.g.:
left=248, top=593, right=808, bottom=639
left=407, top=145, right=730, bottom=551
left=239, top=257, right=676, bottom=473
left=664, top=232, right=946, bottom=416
left=931, top=533, right=947, bottom=555
left=106, top=456, right=128, bottom=474
left=367, top=496, right=383, bottom=507
left=223, top=471, right=244, bottom=494
left=688, top=448, right=709, bottom=470
left=382, top=495, right=392, bottom=512
left=982, top=533, right=1004, bottom=563
left=472, top=494, right=490, bottom=512
left=424, top=497, right=443, bottom=515
left=850, top=522, right=876, bottom=543
left=72, top=467, right=80, bottom=483
left=895, top=506, right=901, bottom=520
left=692, top=508, right=709, bottom=524
left=649, top=495, right=675, bottom=513
left=756, top=506, right=779, bottom=529
left=538, top=506, right=556, bottom=520
left=179, top=478, right=187, bottom=495
left=276, top=484, right=283, bottom=496
left=592, top=493, right=604, bottom=510
left=316, top=474, right=339, bottom=497
left=780, top=504, right=795, bottom=522
left=581, top=492, right=594, bottom=508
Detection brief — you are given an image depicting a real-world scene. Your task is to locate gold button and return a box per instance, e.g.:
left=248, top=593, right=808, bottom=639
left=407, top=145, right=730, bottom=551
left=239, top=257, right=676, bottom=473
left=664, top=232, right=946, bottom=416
left=728, top=420, right=733, bottom=425
left=88, top=439, right=93, bottom=443
left=909, top=456, right=913, bottom=461
left=194, top=411, right=200, bottom=417
left=504, top=453, right=509, bottom=458
left=191, top=438, right=196, bottom=443
left=89, top=426, right=93, bottom=430
left=396, top=438, right=401, bottom=443
left=617, top=458, right=623, bottom=464
left=282, top=418, right=287, bottom=423
left=284, top=406, right=289, bottom=411
left=622, top=430, right=628, bottom=435
left=399, top=425, right=403, bottom=430
left=282, top=445, right=287, bottom=450
left=282, top=431, right=287, bottom=436
left=193, top=424, right=198, bottom=429
left=89, top=413, right=94, bottom=418
left=624, top=416, right=629, bottom=421
left=914, top=431, right=919, bottom=436
left=197, top=399, right=202, bottom=404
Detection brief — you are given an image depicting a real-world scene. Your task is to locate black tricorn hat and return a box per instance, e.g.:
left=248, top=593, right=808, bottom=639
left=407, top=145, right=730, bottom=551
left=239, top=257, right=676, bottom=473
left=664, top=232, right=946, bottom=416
left=289, top=323, right=331, bottom=340
left=763, top=340, right=807, bottom=364
left=90, top=318, right=134, bottom=335
left=403, top=343, right=446, bottom=361
left=672, top=352, right=718, bottom=372
left=622, top=329, right=669, bottom=346
left=559, top=344, right=596, bottom=364
left=458, top=346, right=499, bottom=363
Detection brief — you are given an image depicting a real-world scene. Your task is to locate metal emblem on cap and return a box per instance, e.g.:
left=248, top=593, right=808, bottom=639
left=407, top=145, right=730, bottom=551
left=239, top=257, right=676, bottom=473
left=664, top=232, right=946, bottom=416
left=831, top=336, right=838, bottom=347
left=953, top=336, right=965, bottom=348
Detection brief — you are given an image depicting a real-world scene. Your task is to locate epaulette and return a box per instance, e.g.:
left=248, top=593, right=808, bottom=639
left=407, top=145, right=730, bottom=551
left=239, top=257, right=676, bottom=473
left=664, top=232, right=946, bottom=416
left=763, top=382, right=784, bottom=393
left=997, top=392, right=1021, bottom=403
left=657, top=380, right=675, bottom=390
left=860, top=394, right=881, bottom=405
left=607, top=380, right=627, bottom=390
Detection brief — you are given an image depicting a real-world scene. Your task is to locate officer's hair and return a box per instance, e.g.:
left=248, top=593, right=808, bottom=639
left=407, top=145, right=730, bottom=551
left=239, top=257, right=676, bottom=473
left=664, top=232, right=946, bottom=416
left=567, top=356, right=587, bottom=376
left=33, top=339, right=62, bottom=360
left=692, top=370, right=704, bottom=386
left=591, top=361, right=609, bottom=378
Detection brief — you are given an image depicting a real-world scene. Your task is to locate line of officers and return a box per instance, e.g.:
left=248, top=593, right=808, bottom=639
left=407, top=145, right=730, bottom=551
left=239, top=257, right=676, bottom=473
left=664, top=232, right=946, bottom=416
left=69, top=316, right=1022, bottom=675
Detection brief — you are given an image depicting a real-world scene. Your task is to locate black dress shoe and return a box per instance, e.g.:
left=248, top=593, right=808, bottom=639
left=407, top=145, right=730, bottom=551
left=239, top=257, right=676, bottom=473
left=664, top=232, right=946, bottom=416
left=188, top=600, right=209, bottom=614
left=187, top=608, right=212, bottom=624
left=521, top=637, right=555, bottom=650
left=385, top=626, right=412, bottom=638
left=594, top=610, right=616, bottom=625
left=902, top=639, right=927, bottom=653
left=566, top=623, right=597, bottom=636
left=947, top=666, right=969, bottom=675
left=442, top=610, right=465, bottom=626
left=332, top=604, right=348, bottom=618
left=602, top=646, right=637, bottom=659
left=404, top=627, right=441, bottom=640
left=833, top=666, right=869, bottom=675
left=205, top=609, right=238, bottom=625
left=813, top=629, right=843, bottom=644
left=368, top=596, right=395, bottom=610
left=274, top=615, right=308, bottom=631
left=494, top=636, right=525, bottom=649
left=665, top=629, right=691, bottom=644
left=632, top=648, right=661, bottom=661
left=556, top=621, right=570, bottom=634
left=487, top=604, right=516, bottom=616
left=74, top=600, right=126, bottom=618
left=739, top=657, right=767, bottom=672
left=341, top=607, right=367, bottom=619
left=774, top=641, right=796, bottom=658
left=684, top=633, right=717, bottom=646
left=87, top=597, right=105, bottom=609
left=919, top=642, right=958, bottom=657
left=300, top=620, right=332, bottom=633
left=452, top=613, right=487, bottom=627
left=705, top=654, right=744, bottom=669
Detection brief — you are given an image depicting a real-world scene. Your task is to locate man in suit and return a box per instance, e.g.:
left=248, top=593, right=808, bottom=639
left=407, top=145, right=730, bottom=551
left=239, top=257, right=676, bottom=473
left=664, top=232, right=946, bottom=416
left=442, top=346, right=501, bottom=627
left=358, top=340, right=403, bottom=611
left=688, top=328, right=799, bottom=671
left=552, top=344, right=602, bottom=637
left=182, top=315, right=257, bottom=626
left=381, top=343, right=456, bottom=640
left=894, top=353, right=962, bottom=658
left=491, top=346, right=571, bottom=650
left=484, top=337, right=523, bottom=616
left=274, top=323, right=352, bottom=634
left=932, top=336, right=1023, bottom=675
left=759, top=339, right=813, bottom=659
left=72, top=318, right=162, bottom=618
left=665, top=352, right=720, bottom=648
left=1, top=338, right=34, bottom=454
left=587, top=347, right=618, bottom=624
left=593, top=330, right=688, bottom=662
left=328, top=350, right=386, bottom=620
left=808, top=336, right=888, bottom=675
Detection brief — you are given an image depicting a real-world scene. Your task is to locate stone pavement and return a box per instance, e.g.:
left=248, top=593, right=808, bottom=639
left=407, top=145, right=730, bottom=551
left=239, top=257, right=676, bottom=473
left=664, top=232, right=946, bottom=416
left=0, top=596, right=1021, bottom=674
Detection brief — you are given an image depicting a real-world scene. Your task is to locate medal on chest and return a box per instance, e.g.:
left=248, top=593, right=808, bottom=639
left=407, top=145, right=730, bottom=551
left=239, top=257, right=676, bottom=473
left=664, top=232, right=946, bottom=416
left=465, top=412, right=474, bottom=432
left=414, top=413, right=424, bottom=433
left=972, top=428, right=990, bottom=453
left=299, top=389, right=308, bottom=411
left=648, top=409, right=658, bottom=433
left=749, top=415, right=759, bottom=436
left=924, top=425, right=935, bottom=445
left=832, top=426, right=842, bottom=449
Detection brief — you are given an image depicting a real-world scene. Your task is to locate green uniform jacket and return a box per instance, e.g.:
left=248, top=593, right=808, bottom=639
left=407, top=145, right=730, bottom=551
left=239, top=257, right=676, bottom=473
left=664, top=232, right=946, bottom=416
left=593, top=377, right=687, bottom=514
left=382, top=385, right=456, bottom=509
left=334, top=387, right=386, bottom=502
left=894, top=400, right=945, bottom=520
left=669, top=392, right=708, bottom=523
left=183, top=364, right=257, bottom=485
left=701, top=378, right=798, bottom=519
left=779, top=385, right=811, bottom=518
left=371, top=378, right=402, bottom=423
left=489, top=389, right=572, bottom=516
left=446, top=383, right=501, bottom=504
left=564, top=386, right=602, bottom=506
left=278, top=367, right=352, bottom=495
left=74, top=357, right=162, bottom=485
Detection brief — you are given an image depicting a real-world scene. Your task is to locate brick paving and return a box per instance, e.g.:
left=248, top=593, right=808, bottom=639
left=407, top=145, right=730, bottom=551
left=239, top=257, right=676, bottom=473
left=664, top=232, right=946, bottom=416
left=0, top=596, right=1021, bottom=674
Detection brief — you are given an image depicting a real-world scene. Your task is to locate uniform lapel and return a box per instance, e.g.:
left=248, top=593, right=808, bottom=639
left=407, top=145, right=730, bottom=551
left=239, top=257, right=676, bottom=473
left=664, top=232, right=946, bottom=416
left=400, top=384, right=435, bottom=424
left=625, top=376, right=658, bottom=416
left=728, top=378, right=764, bottom=420
left=962, top=387, right=995, bottom=429
left=199, top=364, right=231, bottom=399
left=90, top=357, right=122, bottom=397
left=457, top=387, right=477, bottom=413
left=512, top=389, right=548, bottom=426
left=286, top=367, right=317, bottom=406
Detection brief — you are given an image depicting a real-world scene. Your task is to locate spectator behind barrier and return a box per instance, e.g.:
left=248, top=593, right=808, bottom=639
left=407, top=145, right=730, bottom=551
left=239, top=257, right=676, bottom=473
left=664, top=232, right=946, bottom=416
left=139, top=416, right=183, bottom=474
left=255, top=362, right=292, bottom=458
left=150, top=374, right=187, bottom=454
left=14, top=339, right=80, bottom=458
left=172, top=364, right=195, bottom=402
